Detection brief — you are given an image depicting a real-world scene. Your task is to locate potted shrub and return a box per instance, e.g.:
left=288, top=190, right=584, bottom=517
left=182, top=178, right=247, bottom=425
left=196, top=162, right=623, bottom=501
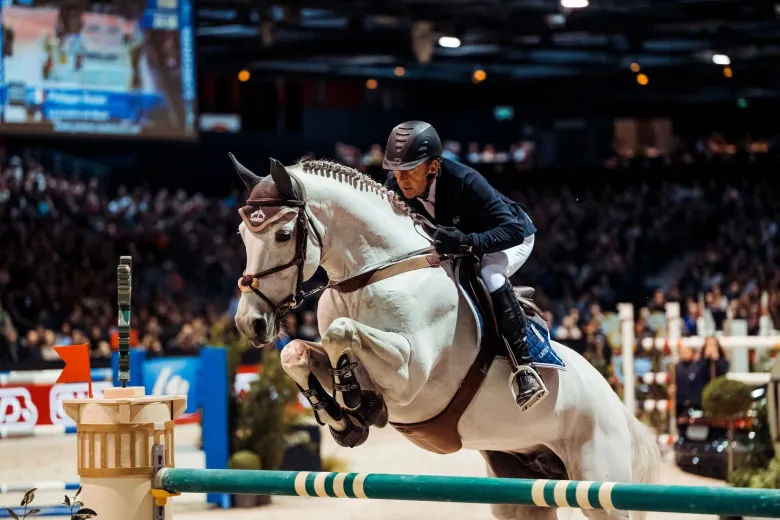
left=228, top=450, right=269, bottom=507
left=702, top=376, right=754, bottom=481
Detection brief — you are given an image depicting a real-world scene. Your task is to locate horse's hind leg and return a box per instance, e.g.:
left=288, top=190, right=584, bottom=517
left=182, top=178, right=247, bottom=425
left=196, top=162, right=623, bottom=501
left=481, top=452, right=558, bottom=520
left=553, top=418, right=633, bottom=520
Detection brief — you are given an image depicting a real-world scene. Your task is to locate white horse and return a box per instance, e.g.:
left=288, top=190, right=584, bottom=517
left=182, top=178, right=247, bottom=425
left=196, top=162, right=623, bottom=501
left=231, top=154, right=661, bottom=520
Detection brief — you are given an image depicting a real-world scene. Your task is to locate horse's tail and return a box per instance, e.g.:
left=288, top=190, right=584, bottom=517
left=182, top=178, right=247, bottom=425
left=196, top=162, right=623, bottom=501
left=624, top=405, right=662, bottom=520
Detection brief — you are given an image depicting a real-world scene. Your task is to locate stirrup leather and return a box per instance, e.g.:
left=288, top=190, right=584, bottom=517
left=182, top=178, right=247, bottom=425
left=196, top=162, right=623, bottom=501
left=508, top=365, right=549, bottom=412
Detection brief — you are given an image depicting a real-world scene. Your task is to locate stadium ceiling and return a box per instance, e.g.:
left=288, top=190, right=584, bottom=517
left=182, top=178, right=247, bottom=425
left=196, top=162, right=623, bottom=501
left=193, top=0, right=780, bottom=102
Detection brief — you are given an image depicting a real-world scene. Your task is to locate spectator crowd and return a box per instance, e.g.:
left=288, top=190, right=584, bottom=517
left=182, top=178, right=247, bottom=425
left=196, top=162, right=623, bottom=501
left=0, top=140, right=778, bottom=377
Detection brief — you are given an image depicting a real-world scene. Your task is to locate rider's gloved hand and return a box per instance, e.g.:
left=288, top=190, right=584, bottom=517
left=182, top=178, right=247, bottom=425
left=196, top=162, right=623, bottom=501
left=433, top=226, right=476, bottom=254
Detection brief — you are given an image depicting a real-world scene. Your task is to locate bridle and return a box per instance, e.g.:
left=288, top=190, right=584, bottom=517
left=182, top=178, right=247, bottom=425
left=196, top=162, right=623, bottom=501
left=237, top=196, right=323, bottom=320
left=237, top=196, right=442, bottom=322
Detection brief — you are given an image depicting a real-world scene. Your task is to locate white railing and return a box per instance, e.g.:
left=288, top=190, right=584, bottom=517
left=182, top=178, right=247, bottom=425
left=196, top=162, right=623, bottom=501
left=617, top=300, right=780, bottom=434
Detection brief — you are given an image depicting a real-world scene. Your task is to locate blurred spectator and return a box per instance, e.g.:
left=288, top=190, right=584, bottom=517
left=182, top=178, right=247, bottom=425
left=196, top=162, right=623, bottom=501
left=0, top=138, right=778, bottom=367
left=672, top=336, right=730, bottom=418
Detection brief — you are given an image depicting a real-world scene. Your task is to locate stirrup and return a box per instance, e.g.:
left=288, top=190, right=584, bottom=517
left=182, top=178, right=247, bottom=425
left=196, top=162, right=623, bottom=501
left=509, top=365, right=549, bottom=412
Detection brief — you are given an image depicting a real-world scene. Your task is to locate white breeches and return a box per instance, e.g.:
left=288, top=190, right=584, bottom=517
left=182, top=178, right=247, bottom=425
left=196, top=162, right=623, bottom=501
left=480, top=233, right=535, bottom=293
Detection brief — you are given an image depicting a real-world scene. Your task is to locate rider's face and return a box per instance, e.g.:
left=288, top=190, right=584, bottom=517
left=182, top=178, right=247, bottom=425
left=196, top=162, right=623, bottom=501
left=393, top=160, right=439, bottom=199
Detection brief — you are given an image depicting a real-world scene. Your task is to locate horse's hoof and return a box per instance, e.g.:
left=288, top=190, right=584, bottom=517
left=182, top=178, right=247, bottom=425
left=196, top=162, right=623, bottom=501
left=330, top=413, right=369, bottom=448
left=360, top=391, right=388, bottom=428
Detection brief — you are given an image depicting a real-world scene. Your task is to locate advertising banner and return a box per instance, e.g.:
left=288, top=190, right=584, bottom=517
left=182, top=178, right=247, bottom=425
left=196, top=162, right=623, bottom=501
left=0, top=358, right=309, bottom=435
left=0, top=381, right=114, bottom=431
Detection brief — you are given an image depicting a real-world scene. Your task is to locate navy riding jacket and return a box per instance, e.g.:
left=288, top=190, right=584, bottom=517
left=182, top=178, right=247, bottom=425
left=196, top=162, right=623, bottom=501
left=385, top=157, right=536, bottom=255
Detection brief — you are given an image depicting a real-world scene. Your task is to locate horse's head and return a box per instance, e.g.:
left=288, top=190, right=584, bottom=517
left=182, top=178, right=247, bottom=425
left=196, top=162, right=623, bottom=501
left=231, top=153, right=323, bottom=346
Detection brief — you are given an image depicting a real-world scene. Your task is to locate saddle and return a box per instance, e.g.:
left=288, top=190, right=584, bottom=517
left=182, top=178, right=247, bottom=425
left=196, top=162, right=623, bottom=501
left=389, top=255, right=546, bottom=454
left=456, top=255, right=544, bottom=342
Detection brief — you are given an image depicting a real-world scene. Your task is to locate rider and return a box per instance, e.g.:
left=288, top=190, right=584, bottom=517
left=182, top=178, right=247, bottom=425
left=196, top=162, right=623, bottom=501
left=382, top=120, right=547, bottom=411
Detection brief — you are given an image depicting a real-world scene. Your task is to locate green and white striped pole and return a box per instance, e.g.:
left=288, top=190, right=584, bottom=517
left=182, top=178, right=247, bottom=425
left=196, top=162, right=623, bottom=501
left=154, top=469, right=780, bottom=518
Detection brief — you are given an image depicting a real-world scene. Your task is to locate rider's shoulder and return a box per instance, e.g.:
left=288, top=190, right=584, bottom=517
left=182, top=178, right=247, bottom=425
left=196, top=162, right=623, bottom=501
left=441, top=158, right=489, bottom=188
left=440, top=157, right=482, bottom=181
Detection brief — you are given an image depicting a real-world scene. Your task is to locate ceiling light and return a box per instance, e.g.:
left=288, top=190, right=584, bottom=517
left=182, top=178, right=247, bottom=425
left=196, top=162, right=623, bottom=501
left=366, top=79, right=378, bottom=90
left=630, top=62, right=640, bottom=73
left=238, top=70, right=250, bottom=82
left=394, top=66, right=405, bottom=76
left=438, top=36, right=461, bottom=48
left=712, top=54, right=731, bottom=65
left=636, top=73, right=649, bottom=86
left=472, top=69, right=486, bottom=82
left=723, top=66, right=733, bottom=78
left=561, top=0, right=589, bottom=8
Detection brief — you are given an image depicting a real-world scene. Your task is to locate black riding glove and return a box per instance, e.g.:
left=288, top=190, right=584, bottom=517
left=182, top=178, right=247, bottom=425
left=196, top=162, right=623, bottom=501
left=433, top=226, right=476, bottom=254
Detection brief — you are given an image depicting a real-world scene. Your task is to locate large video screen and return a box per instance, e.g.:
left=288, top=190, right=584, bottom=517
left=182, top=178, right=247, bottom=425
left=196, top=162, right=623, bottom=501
left=0, top=0, right=197, bottom=139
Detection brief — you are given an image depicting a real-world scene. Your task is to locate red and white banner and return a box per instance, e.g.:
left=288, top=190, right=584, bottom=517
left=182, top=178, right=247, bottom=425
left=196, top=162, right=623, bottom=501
left=0, top=381, right=114, bottom=430
left=1, top=363, right=308, bottom=434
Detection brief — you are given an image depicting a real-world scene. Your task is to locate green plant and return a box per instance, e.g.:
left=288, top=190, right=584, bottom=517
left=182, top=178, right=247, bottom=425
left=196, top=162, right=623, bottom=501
left=702, top=377, right=754, bottom=418
left=731, top=457, right=780, bottom=489
left=703, top=376, right=757, bottom=482
left=5, top=489, right=40, bottom=520
left=61, top=488, right=97, bottom=520
left=5, top=487, right=96, bottom=520
left=230, top=450, right=262, bottom=470
left=234, top=348, right=310, bottom=471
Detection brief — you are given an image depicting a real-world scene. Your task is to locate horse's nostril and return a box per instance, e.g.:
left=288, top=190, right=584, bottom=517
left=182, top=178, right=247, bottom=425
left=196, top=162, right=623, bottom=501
left=252, top=318, right=267, bottom=338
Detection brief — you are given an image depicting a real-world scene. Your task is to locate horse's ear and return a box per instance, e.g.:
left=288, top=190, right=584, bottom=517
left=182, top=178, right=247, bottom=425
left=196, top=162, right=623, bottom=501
left=269, top=157, right=299, bottom=200
left=229, top=152, right=262, bottom=191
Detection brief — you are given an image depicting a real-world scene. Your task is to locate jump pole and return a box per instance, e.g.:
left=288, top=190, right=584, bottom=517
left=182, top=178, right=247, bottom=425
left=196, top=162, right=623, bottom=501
left=152, top=468, right=780, bottom=518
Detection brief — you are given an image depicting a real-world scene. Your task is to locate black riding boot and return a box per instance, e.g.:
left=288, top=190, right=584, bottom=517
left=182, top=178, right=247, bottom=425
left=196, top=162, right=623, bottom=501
left=491, top=281, right=547, bottom=410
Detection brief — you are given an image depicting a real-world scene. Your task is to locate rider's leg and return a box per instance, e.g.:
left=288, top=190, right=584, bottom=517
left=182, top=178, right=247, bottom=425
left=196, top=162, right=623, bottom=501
left=480, top=233, right=547, bottom=411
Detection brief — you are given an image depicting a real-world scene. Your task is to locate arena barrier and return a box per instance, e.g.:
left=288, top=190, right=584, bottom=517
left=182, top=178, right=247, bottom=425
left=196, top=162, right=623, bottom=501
left=151, top=468, right=780, bottom=518
left=0, top=425, right=77, bottom=439
left=1, top=506, right=73, bottom=518
left=0, top=482, right=80, bottom=494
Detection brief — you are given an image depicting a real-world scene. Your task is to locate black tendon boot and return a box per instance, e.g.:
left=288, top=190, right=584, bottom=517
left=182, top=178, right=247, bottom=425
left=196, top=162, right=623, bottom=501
left=297, top=373, right=369, bottom=448
left=491, top=281, right=549, bottom=411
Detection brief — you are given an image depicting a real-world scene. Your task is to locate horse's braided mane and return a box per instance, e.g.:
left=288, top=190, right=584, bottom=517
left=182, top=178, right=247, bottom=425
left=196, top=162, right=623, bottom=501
left=298, top=158, right=416, bottom=220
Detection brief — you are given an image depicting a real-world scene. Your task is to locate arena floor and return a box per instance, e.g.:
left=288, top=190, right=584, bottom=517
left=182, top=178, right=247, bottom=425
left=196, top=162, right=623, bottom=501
left=0, top=424, right=740, bottom=520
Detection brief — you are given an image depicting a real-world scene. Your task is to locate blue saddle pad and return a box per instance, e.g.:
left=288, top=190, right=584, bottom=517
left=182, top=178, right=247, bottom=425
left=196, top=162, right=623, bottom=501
left=526, top=317, right=566, bottom=370
left=466, top=292, right=566, bottom=371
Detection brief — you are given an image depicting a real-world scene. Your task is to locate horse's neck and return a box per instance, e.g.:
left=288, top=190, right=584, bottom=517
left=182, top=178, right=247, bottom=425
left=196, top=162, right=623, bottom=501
left=304, top=175, right=429, bottom=281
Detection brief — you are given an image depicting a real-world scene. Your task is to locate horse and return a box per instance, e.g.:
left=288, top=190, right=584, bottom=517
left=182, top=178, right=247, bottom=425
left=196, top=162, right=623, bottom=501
left=231, top=154, right=661, bottom=520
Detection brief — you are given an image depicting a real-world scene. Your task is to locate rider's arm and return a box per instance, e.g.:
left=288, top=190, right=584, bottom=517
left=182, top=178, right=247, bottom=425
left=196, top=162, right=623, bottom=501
left=463, top=174, right=528, bottom=255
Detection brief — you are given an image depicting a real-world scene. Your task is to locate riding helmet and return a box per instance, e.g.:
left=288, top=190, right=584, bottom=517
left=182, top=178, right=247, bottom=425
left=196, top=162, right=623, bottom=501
left=382, top=120, right=443, bottom=170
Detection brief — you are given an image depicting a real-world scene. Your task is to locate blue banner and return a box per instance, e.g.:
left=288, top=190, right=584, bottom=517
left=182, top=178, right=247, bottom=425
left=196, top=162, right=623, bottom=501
left=0, top=6, right=4, bottom=92
left=143, top=356, right=200, bottom=415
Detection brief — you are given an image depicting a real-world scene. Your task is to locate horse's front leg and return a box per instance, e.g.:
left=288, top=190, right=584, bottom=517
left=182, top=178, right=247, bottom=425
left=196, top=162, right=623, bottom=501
left=323, top=317, right=427, bottom=423
left=280, top=340, right=371, bottom=448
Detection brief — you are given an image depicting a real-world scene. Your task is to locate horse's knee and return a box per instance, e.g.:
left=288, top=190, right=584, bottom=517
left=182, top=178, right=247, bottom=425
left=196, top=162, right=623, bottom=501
left=280, top=340, right=312, bottom=385
left=322, top=317, right=357, bottom=348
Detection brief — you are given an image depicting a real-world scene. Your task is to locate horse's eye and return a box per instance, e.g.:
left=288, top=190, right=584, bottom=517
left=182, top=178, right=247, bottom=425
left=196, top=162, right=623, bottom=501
left=275, top=229, right=292, bottom=242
